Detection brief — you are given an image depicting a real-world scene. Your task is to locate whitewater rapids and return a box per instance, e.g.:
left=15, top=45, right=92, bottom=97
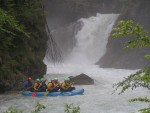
left=0, top=68, right=149, bottom=113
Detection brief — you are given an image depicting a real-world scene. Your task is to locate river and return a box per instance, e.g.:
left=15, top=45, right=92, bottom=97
left=0, top=67, right=149, bottom=113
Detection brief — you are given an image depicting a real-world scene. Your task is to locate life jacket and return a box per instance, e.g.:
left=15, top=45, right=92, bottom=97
left=53, top=81, right=60, bottom=87
left=60, top=82, right=71, bottom=89
left=47, top=82, right=54, bottom=90
left=33, top=82, right=39, bottom=90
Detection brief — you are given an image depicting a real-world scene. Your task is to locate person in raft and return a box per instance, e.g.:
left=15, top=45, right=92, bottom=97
left=33, top=78, right=40, bottom=92
left=60, top=77, right=75, bottom=92
left=21, top=77, right=33, bottom=91
left=47, top=78, right=60, bottom=92
left=53, top=78, right=60, bottom=91
left=38, top=78, right=47, bottom=92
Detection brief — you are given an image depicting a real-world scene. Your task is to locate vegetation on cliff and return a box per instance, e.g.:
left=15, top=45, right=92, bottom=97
left=113, top=20, right=150, bottom=113
left=0, top=0, right=48, bottom=93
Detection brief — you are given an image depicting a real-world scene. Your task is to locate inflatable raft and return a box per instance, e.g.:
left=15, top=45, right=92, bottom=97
left=22, top=89, right=84, bottom=97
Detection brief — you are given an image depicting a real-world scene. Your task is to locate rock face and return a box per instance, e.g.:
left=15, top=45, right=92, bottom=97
left=0, top=84, right=5, bottom=94
left=70, top=73, right=94, bottom=85
left=98, top=0, right=150, bottom=69
left=45, top=0, right=150, bottom=69
left=52, top=22, right=81, bottom=59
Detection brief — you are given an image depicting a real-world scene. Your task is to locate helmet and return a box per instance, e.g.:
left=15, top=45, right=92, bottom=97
left=36, top=78, right=40, bottom=82
left=41, top=78, right=44, bottom=81
left=64, top=77, right=70, bottom=81
left=28, top=77, right=32, bottom=80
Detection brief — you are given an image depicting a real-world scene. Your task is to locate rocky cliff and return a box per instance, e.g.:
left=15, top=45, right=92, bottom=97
left=45, top=0, right=150, bottom=69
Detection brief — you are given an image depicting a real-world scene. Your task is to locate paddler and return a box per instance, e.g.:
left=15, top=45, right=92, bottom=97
left=60, top=77, right=75, bottom=92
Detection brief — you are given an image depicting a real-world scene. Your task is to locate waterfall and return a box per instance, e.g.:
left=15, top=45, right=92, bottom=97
left=66, top=13, right=119, bottom=65
left=46, top=13, right=119, bottom=74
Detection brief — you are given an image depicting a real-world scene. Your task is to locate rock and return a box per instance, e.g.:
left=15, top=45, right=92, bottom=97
left=0, top=84, right=5, bottom=94
left=69, top=73, right=94, bottom=85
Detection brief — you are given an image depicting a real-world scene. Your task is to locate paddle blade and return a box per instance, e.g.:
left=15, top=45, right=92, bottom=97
left=44, top=91, right=49, bottom=96
left=32, top=92, right=36, bottom=97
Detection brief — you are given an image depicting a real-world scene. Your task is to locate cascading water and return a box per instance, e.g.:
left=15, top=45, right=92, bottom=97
left=66, top=14, right=118, bottom=65
left=46, top=13, right=119, bottom=75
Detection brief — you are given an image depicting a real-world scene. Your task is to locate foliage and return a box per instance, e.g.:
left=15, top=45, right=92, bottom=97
left=112, top=20, right=150, bottom=113
left=129, top=97, right=150, bottom=103
left=3, top=102, right=46, bottom=113
left=3, top=103, right=80, bottom=113
left=112, top=20, right=150, bottom=49
left=0, top=0, right=48, bottom=91
left=138, top=107, right=150, bottom=113
left=113, top=68, right=150, bottom=94
left=129, top=97, right=150, bottom=113
left=64, top=103, right=80, bottom=113
left=144, top=55, right=150, bottom=60
left=3, top=106, right=23, bottom=113
left=31, top=102, right=46, bottom=113
left=0, top=9, right=29, bottom=37
left=0, top=8, right=29, bottom=79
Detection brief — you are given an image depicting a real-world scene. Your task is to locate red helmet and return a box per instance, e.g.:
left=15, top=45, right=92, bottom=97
left=28, top=77, right=32, bottom=80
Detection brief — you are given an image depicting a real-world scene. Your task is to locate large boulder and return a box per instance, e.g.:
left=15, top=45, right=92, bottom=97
left=70, top=73, right=94, bottom=85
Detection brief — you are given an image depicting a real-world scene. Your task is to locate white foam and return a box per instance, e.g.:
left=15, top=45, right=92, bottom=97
left=65, top=13, right=119, bottom=65
left=46, top=14, right=119, bottom=76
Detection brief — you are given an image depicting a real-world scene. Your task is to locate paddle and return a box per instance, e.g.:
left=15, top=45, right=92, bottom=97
left=32, top=92, right=36, bottom=97
left=44, top=91, right=49, bottom=96
left=44, top=87, right=56, bottom=96
left=19, top=85, right=33, bottom=94
left=44, top=85, right=60, bottom=96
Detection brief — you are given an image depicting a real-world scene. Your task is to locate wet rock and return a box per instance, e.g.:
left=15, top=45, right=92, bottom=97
left=70, top=73, right=94, bottom=85
left=0, top=84, right=5, bottom=94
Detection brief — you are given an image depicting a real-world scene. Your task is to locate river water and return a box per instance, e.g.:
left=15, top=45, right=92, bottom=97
left=0, top=67, right=149, bottom=113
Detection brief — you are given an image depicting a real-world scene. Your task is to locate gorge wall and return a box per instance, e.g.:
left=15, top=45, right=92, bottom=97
left=44, top=0, right=150, bottom=69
